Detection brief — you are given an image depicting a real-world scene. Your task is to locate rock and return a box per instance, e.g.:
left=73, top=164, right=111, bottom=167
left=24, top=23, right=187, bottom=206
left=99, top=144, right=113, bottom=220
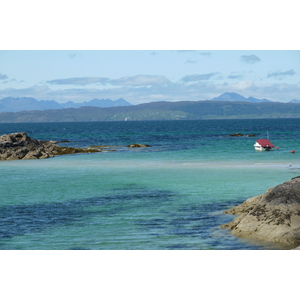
left=126, top=143, right=151, bottom=148
left=0, top=133, right=152, bottom=161
left=228, top=133, right=245, bottom=137
left=228, top=133, right=256, bottom=137
left=221, top=177, right=300, bottom=248
left=51, top=146, right=99, bottom=156
left=0, top=132, right=55, bottom=160
left=0, top=132, right=100, bottom=161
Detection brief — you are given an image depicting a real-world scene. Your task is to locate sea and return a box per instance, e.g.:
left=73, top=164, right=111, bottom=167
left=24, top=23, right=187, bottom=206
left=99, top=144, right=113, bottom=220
left=1, top=118, right=300, bottom=250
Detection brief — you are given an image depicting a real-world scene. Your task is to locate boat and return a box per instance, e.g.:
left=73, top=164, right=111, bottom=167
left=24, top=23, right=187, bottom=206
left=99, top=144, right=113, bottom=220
left=254, top=139, right=274, bottom=151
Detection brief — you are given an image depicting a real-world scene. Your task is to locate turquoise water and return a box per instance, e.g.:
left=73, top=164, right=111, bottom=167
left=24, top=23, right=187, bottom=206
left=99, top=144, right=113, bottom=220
left=1, top=119, right=300, bottom=249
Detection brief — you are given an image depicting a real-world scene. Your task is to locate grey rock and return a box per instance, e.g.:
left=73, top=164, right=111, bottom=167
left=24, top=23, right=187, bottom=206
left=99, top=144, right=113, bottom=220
left=0, top=132, right=55, bottom=160
left=221, top=177, right=300, bottom=248
left=126, top=143, right=151, bottom=148
left=0, top=132, right=101, bottom=161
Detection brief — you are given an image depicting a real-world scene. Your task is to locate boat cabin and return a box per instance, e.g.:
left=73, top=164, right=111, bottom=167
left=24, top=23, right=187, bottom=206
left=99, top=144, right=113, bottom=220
left=254, top=139, right=274, bottom=151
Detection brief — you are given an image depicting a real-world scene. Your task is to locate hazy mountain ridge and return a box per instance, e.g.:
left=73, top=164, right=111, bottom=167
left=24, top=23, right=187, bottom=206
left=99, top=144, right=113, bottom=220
left=211, top=92, right=273, bottom=103
left=1, top=93, right=299, bottom=113
left=2, top=99, right=300, bottom=123
left=0, top=97, right=132, bottom=112
left=1, top=92, right=300, bottom=122
left=289, top=99, right=300, bottom=103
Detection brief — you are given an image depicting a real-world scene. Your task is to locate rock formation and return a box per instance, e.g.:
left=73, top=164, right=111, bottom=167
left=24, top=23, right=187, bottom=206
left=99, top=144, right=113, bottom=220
left=228, top=133, right=256, bottom=137
left=222, top=177, right=300, bottom=248
left=126, top=143, right=151, bottom=148
left=0, top=132, right=55, bottom=160
left=0, top=132, right=99, bottom=160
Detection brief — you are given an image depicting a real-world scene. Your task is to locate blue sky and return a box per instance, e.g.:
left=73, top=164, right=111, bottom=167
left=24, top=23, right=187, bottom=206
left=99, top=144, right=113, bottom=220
left=0, top=50, right=299, bottom=104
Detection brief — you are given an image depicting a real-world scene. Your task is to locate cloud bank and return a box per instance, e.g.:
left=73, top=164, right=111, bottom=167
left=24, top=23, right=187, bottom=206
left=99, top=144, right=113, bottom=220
left=46, top=75, right=170, bottom=87
left=1, top=68, right=299, bottom=104
left=47, top=77, right=110, bottom=85
left=111, top=75, right=170, bottom=86
left=181, top=73, right=217, bottom=82
left=267, top=69, right=296, bottom=79
left=240, top=55, right=261, bottom=64
left=0, top=73, right=8, bottom=80
left=1, top=78, right=300, bottom=104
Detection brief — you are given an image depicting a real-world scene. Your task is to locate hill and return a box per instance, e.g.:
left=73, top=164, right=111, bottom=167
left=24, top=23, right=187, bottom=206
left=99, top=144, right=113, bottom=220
left=289, top=99, right=300, bottom=103
left=1, top=100, right=300, bottom=122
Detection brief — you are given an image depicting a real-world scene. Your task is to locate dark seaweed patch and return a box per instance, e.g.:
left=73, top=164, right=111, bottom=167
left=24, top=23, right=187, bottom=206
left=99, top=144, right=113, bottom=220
left=0, top=191, right=267, bottom=250
left=163, top=200, right=266, bottom=249
left=0, top=188, right=175, bottom=243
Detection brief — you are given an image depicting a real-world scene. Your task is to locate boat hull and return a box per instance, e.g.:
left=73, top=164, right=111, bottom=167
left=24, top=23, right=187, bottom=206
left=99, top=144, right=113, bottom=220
left=254, top=142, right=273, bottom=151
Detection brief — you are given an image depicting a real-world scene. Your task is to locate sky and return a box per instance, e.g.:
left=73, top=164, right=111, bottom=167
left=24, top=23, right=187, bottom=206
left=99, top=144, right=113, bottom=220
left=0, top=50, right=299, bottom=104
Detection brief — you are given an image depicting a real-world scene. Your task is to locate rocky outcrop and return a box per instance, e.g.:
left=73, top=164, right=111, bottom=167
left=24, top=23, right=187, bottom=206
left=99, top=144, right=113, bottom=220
left=228, top=133, right=256, bottom=137
left=221, top=177, right=300, bottom=248
left=0, top=132, right=55, bottom=160
left=0, top=132, right=99, bottom=160
left=126, top=144, right=151, bottom=148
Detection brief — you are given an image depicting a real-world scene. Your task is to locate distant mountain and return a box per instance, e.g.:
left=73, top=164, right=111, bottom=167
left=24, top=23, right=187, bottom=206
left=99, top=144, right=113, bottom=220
left=211, top=92, right=273, bottom=103
left=0, top=97, right=132, bottom=112
left=60, top=98, right=131, bottom=109
left=2, top=100, right=300, bottom=123
left=0, top=97, right=62, bottom=112
left=289, top=99, right=300, bottom=103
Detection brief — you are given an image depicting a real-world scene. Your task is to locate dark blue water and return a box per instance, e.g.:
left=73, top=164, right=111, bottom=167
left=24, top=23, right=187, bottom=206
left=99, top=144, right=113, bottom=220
left=2, top=119, right=300, bottom=149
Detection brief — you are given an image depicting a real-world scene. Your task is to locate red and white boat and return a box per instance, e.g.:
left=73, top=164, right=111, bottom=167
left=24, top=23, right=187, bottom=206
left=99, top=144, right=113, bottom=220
left=254, top=139, right=274, bottom=151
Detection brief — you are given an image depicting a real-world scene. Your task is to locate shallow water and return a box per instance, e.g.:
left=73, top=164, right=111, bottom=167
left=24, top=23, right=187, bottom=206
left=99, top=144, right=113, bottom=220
left=1, top=119, right=300, bottom=249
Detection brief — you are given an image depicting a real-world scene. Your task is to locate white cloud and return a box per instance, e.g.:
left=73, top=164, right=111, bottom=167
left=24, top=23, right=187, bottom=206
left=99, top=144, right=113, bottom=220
left=46, top=77, right=110, bottom=85
left=46, top=75, right=171, bottom=87
left=181, top=73, right=217, bottom=82
left=227, top=73, right=243, bottom=80
left=111, top=75, right=171, bottom=86
left=267, top=69, right=296, bottom=79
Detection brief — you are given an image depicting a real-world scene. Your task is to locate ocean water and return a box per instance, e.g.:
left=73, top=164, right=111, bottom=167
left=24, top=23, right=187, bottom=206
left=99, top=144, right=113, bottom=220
left=1, top=119, right=300, bottom=250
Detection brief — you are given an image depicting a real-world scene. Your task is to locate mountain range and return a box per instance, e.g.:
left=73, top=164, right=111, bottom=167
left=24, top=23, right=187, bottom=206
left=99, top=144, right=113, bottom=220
left=0, top=97, right=132, bottom=113
left=1, top=92, right=300, bottom=122
left=1, top=93, right=299, bottom=114
left=2, top=99, right=300, bottom=123
left=210, top=92, right=273, bottom=103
